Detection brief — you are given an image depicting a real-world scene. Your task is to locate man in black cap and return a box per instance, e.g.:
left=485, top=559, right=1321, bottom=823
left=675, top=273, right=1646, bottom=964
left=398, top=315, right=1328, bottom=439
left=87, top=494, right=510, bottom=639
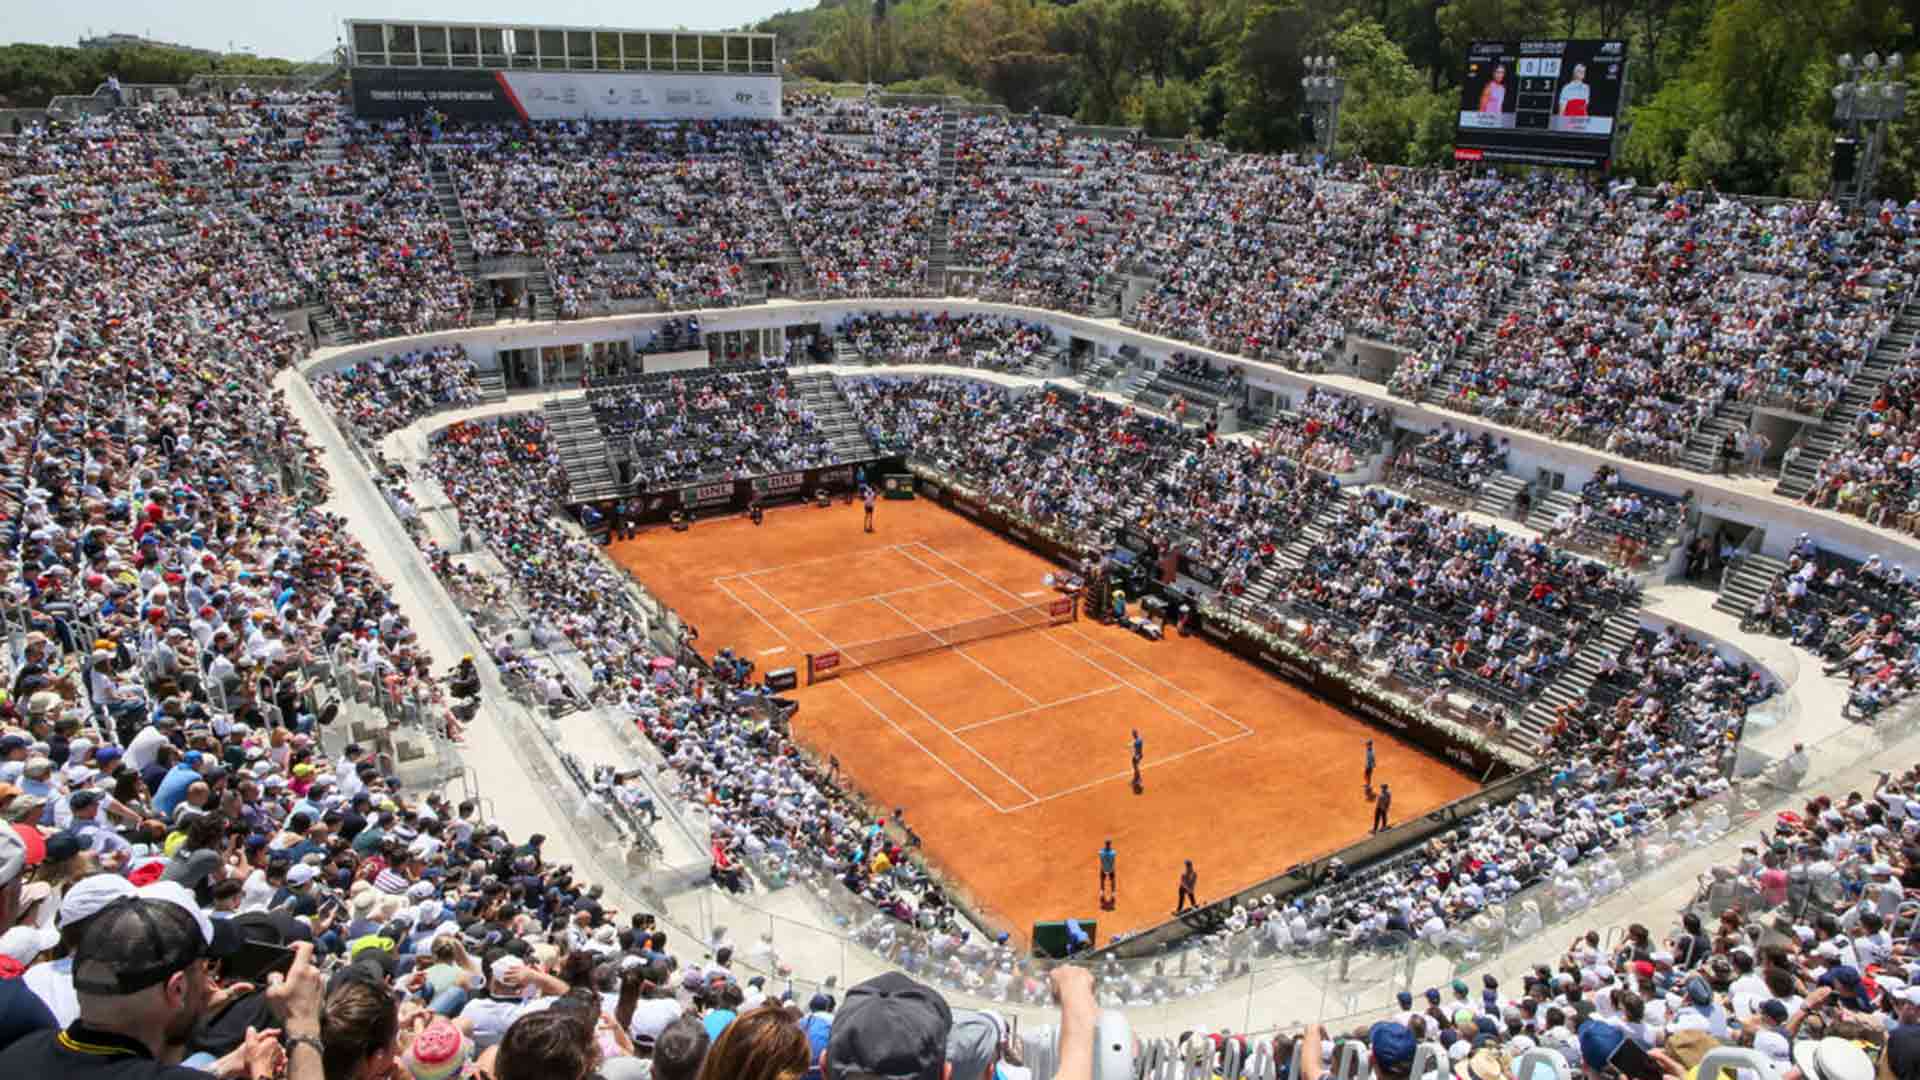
left=824, top=972, right=954, bottom=1080
left=0, top=881, right=326, bottom=1079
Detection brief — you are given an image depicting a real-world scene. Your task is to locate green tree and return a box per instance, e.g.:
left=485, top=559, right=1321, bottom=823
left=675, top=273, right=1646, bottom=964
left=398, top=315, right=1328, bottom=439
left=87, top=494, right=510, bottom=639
left=1221, top=1, right=1314, bottom=150
left=1128, top=76, right=1204, bottom=135
left=1326, top=16, right=1428, bottom=162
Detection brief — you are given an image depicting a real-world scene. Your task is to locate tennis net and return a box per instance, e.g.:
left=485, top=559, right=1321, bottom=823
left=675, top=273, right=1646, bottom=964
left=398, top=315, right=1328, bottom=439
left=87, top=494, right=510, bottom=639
left=805, top=595, right=1078, bottom=684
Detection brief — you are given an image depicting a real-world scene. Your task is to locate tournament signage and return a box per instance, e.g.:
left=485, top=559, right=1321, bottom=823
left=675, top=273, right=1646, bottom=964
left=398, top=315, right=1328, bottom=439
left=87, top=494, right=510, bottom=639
left=680, top=482, right=734, bottom=509
left=751, top=471, right=807, bottom=497
left=351, top=67, right=781, bottom=122
left=585, top=457, right=907, bottom=525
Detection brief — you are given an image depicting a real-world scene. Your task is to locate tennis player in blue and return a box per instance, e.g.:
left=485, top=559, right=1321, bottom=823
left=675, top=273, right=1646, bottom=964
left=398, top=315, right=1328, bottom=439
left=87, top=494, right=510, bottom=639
left=1098, top=840, right=1117, bottom=909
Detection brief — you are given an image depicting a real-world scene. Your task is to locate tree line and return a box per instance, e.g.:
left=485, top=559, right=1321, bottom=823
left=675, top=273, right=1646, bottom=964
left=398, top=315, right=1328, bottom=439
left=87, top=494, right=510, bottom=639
left=0, top=43, right=313, bottom=109
left=762, top=0, right=1920, bottom=199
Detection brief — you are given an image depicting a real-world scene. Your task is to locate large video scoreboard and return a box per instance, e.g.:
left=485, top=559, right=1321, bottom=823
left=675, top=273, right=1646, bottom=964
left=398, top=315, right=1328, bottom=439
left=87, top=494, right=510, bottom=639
left=1454, top=40, right=1628, bottom=169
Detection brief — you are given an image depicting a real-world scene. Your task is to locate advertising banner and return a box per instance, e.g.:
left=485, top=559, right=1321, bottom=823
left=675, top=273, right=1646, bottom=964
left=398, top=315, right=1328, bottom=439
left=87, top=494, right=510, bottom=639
left=352, top=67, right=781, bottom=122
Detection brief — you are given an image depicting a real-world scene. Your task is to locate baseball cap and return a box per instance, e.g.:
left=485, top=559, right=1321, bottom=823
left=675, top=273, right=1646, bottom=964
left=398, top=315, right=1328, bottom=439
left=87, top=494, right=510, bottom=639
left=1889, top=1026, right=1920, bottom=1080
left=70, top=883, right=241, bottom=994
left=59, top=873, right=137, bottom=929
left=1578, top=1021, right=1626, bottom=1072
left=0, top=924, right=59, bottom=964
left=827, top=972, right=953, bottom=1080
left=945, top=1011, right=1003, bottom=1080
left=1369, top=1022, right=1417, bottom=1073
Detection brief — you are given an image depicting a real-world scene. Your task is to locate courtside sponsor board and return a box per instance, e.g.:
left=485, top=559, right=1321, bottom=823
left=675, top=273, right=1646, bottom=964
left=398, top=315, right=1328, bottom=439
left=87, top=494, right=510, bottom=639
left=753, top=471, right=806, bottom=495
left=681, top=482, right=734, bottom=508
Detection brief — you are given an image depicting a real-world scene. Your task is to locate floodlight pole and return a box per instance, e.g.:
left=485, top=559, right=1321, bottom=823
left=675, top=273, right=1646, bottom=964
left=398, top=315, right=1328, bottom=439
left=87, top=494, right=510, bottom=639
left=1832, top=51, right=1908, bottom=207
left=1300, top=56, right=1347, bottom=160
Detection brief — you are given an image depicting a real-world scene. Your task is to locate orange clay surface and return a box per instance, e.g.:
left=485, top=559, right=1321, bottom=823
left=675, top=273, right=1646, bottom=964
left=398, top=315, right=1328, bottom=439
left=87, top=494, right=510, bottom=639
left=609, top=498, right=1478, bottom=943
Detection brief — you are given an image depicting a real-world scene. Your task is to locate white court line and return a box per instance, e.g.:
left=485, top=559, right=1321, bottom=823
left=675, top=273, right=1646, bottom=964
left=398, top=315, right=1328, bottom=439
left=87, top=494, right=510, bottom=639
left=999, top=730, right=1255, bottom=813
left=874, top=595, right=1040, bottom=708
left=901, top=542, right=1251, bottom=740
left=712, top=543, right=912, bottom=585
left=950, top=684, right=1127, bottom=733
left=760, top=646, right=788, bottom=656
left=715, top=577, right=799, bottom=652
left=794, top=580, right=953, bottom=616
left=908, top=540, right=1254, bottom=736
left=735, top=573, right=1041, bottom=809
left=1019, top=589, right=1049, bottom=598
left=820, top=676, right=1015, bottom=814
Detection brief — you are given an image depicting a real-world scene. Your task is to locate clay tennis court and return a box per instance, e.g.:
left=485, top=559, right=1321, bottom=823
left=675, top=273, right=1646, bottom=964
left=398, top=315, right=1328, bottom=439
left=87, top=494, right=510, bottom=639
left=610, top=498, right=1478, bottom=943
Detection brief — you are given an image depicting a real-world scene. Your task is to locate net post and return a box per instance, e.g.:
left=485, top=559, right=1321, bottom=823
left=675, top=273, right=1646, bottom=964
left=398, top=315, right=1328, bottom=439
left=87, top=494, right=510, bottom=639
left=804, top=653, right=815, bottom=686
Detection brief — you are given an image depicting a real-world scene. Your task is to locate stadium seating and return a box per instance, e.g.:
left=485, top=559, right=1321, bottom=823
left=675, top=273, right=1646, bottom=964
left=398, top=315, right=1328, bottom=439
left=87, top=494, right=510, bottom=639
left=9, top=88, right=1920, bottom=1072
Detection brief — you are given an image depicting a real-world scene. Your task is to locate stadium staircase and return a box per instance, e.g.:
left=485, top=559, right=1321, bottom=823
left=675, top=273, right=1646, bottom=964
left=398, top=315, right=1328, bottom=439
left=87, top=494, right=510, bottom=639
left=1523, top=489, right=1581, bottom=536
left=1075, top=356, right=1123, bottom=390
left=429, top=157, right=497, bottom=327
left=924, top=108, right=959, bottom=294
left=1775, top=296, right=1920, bottom=500
left=475, top=368, right=509, bottom=405
left=1677, top=401, right=1755, bottom=474
left=1513, top=607, right=1644, bottom=752
left=1712, top=553, right=1789, bottom=620
left=833, top=337, right=867, bottom=367
left=752, top=157, right=817, bottom=296
left=1471, top=473, right=1530, bottom=520
left=1419, top=234, right=1568, bottom=406
left=1091, top=276, right=1124, bottom=319
left=1020, top=344, right=1066, bottom=378
left=789, top=371, right=876, bottom=461
left=527, top=266, right=559, bottom=321
left=1225, top=489, right=1347, bottom=621
left=544, top=398, right=623, bottom=503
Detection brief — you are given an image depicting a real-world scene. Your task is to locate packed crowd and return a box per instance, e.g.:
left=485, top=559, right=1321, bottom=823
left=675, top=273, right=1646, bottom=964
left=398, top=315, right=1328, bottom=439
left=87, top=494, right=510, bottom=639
left=845, top=378, right=1185, bottom=546
left=1269, top=750, right=1920, bottom=1080
left=1279, top=489, right=1641, bottom=705
left=309, top=346, right=483, bottom=442
left=584, top=367, right=835, bottom=489
left=13, top=86, right=1920, bottom=1080
left=1442, top=187, right=1913, bottom=466
left=1262, top=386, right=1393, bottom=474
left=772, top=106, right=939, bottom=297
left=1743, top=535, right=1920, bottom=719
left=839, top=312, right=1053, bottom=371
left=1801, top=340, right=1920, bottom=530
left=437, top=118, right=784, bottom=315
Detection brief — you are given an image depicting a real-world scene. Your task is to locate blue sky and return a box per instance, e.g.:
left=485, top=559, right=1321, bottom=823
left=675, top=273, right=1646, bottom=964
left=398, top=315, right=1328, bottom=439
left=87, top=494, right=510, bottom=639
left=13, top=1, right=812, bottom=61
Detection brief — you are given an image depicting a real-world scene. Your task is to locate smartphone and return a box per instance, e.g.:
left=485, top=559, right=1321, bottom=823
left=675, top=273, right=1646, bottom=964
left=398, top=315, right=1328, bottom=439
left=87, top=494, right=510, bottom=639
left=1610, top=1036, right=1664, bottom=1080
left=224, top=941, right=297, bottom=983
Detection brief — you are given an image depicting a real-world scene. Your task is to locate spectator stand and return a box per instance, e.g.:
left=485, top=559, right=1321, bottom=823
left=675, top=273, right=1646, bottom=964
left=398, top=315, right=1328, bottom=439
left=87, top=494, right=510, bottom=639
left=1783, top=286, right=1920, bottom=510
left=1380, top=426, right=1529, bottom=521
left=1527, top=467, right=1692, bottom=573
